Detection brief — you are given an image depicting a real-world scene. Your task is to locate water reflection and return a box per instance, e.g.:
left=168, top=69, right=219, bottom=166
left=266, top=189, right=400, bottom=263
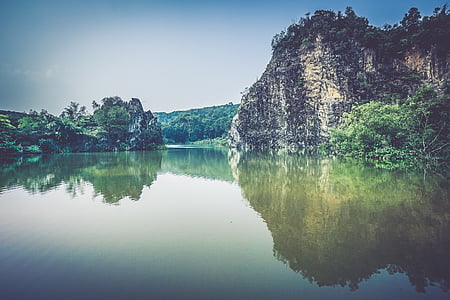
left=161, top=147, right=233, bottom=182
left=2, top=148, right=450, bottom=295
left=0, top=148, right=234, bottom=204
left=0, top=151, right=162, bottom=204
left=229, top=150, right=450, bottom=293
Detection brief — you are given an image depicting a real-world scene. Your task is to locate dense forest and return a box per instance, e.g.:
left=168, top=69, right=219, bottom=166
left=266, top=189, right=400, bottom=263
left=154, top=103, right=239, bottom=145
left=0, top=97, right=163, bottom=155
left=272, top=6, right=449, bottom=58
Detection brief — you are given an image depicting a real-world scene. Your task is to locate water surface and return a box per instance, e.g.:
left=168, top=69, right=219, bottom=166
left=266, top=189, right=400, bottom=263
left=0, top=148, right=449, bottom=299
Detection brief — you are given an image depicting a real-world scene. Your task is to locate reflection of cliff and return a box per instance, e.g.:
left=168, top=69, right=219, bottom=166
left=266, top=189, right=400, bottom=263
left=0, top=151, right=162, bottom=204
left=161, top=147, right=234, bottom=182
left=230, top=151, right=450, bottom=292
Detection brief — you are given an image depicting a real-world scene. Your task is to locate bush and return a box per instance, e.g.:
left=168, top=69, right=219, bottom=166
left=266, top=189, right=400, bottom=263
left=25, top=145, right=43, bottom=154
left=39, top=139, right=59, bottom=153
left=330, top=86, right=449, bottom=169
left=0, top=141, right=20, bottom=154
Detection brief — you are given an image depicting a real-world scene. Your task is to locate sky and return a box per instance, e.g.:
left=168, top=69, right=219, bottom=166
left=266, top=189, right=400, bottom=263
left=0, top=0, right=446, bottom=114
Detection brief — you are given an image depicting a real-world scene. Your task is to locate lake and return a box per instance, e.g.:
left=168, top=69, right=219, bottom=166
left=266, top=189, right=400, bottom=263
left=0, top=147, right=449, bottom=300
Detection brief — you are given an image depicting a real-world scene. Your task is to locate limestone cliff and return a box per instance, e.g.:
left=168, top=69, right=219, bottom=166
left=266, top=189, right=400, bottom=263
left=229, top=9, right=450, bottom=151
left=126, top=98, right=163, bottom=150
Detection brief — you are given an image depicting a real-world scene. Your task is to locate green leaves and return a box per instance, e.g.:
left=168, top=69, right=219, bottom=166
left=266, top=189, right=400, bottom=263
left=330, top=86, right=450, bottom=169
left=93, top=101, right=130, bottom=142
left=271, top=6, right=450, bottom=59
left=1, top=97, right=163, bottom=154
left=0, top=114, right=16, bottom=144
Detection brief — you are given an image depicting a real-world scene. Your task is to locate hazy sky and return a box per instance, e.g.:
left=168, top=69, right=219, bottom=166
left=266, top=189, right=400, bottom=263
left=0, top=0, right=445, bottom=114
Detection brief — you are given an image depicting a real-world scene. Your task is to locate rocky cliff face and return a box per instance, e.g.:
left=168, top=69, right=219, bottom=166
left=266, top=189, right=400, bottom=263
left=126, top=98, right=163, bottom=150
left=229, top=35, right=449, bottom=151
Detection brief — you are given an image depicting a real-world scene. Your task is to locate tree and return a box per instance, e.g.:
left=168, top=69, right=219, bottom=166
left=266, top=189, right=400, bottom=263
left=401, top=7, right=422, bottom=31
left=0, top=114, right=16, bottom=146
left=330, top=85, right=450, bottom=168
left=93, top=97, right=130, bottom=143
left=330, top=102, right=416, bottom=168
left=60, top=101, right=87, bottom=122
left=403, top=86, right=450, bottom=162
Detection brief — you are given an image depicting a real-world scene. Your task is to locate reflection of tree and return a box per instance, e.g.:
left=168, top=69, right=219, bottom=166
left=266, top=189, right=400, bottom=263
left=79, top=152, right=162, bottom=204
left=0, top=147, right=233, bottom=204
left=162, top=147, right=234, bottom=182
left=0, top=151, right=162, bottom=204
left=230, top=150, right=450, bottom=293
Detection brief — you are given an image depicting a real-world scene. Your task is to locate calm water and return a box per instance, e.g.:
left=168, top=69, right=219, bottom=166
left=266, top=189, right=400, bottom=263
left=0, top=147, right=449, bottom=300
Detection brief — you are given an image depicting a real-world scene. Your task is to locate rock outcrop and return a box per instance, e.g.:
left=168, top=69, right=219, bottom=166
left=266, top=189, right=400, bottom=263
left=93, top=97, right=163, bottom=152
left=229, top=11, right=449, bottom=151
left=126, top=98, right=163, bottom=150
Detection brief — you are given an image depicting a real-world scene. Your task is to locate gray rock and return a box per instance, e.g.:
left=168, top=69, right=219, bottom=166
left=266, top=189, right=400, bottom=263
left=126, top=98, right=163, bottom=150
left=229, top=37, right=448, bottom=151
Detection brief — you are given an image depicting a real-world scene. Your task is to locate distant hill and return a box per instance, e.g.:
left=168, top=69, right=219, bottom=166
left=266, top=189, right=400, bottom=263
left=154, top=103, right=239, bottom=144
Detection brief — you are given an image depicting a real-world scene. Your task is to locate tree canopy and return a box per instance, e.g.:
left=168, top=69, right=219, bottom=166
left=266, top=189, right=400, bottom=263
left=330, top=85, right=450, bottom=169
left=272, top=6, right=450, bottom=57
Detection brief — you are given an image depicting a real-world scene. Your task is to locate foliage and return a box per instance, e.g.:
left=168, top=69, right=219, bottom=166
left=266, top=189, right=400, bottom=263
left=191, top=137, right=229, bottom=146
left=0, top=141, right=20, bottom=154
left=154, top=104, right=239, bottom=144
left=93, top=97, right=130, bottom=142
left=16, top=110, right=81, bottom=152
left=271, top=6, right=450, bottom=58
left=60, top=101, right=87, bottom=122
left=0, top=114, right=16, bottom=145
left=1, top=97, right=164, bottom=155
left=330, top=86, right=450, bottom=169
left=24, top=145, right=43, bottom=154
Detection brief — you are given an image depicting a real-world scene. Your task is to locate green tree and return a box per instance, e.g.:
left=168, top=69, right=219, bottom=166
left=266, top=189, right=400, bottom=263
left=403, top=86, right=450, bottom=162
left=93, top=97, right=130, bottom=143
left=0, top=114, right=16, bottom=144
left=0, top=114, right=18, bottom=154
left=60, top=101, right=87, bottom=122
left=330, top=86, right=450, bottom=168
left=330, top=101, right=415, bottom=168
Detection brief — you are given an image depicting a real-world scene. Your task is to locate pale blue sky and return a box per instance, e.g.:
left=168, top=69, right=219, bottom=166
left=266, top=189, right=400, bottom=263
left=0, top=0, right=445, bottom=114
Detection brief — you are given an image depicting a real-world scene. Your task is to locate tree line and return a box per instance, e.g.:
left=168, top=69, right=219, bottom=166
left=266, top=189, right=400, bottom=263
left=0, top=96, right=163, bottom=155
left=272, top=6, right=449, bottom=58
left=154, top=103, right=239, bottom=145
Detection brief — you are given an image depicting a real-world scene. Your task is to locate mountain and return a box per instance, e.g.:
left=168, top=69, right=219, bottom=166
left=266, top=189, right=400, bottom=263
left=229, top=7, right=450, bottom=152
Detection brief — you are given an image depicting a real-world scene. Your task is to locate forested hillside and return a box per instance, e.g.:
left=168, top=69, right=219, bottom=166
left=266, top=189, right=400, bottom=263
left=154, top=103, right=239, bottom=145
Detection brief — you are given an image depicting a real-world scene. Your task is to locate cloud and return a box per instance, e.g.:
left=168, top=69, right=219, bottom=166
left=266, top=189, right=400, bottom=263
left=7, top=65, right=60, bottom=82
